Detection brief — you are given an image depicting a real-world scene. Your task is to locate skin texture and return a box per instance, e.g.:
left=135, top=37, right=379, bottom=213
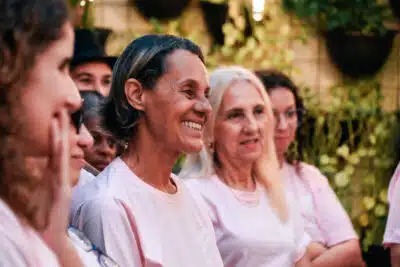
left=83, top=117, right=118, bottom=171
left=17, top=23, right=81, bottom=157
left=269, top=87, right=364, bottom=267
left=268, top=87, right=298, bottom=163
left=391, top=244, right=400, bottom=267
left=214, top=80, right=267, bottom=191
left=71, top=61, right=112, bottom=96
left=122, top=49, right=212, bottom=193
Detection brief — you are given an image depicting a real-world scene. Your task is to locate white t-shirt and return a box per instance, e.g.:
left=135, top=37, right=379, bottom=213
left=185, top=175, right=310, bottom=267
left=76, top=169, right=96, bottom=188
left=384, top=162, right=400, bottom=246
left=70, top=157, right=223, bottom=267
left=282, top=162, right=358, bottom=246
left=0, top=199, right=60, bottom=266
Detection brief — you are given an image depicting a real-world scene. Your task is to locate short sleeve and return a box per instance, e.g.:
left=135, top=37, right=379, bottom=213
left=303, top=164, right=358, bottom=247
left=71, top=197, right=142, bottom=267
left=384, top=169, right=400, bottom=245
left=388, top=163, right=400, bottom=204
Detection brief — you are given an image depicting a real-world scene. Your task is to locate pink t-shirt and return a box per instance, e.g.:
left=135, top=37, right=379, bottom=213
left=0, top=199, right=60, bottom=266
left=383, top=162, right=400, bottom=246
left=70, top=157, right=223, bottom=267
left=282, top=162, right=358, bottom=247
left=185, top=175, right=310, bottom=267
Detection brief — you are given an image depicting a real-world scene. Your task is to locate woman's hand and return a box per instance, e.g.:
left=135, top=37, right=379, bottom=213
left=39, top=108, right=72, bottom=251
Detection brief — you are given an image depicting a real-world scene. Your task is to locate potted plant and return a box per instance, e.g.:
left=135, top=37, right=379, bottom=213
left=132, top=0, right=191, bottom=21
left=282, top=0, right=397, bottom=78
left=200, top=0, right=252, bottom=45
left=390, top=0, right=400, bottom=22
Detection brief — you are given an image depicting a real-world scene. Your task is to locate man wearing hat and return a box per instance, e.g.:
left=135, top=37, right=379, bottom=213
left=71, top=28, right=117, bottom=96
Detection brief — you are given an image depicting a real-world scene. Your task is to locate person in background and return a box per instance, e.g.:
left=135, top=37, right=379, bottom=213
left=70, top=34, right=223, bottom=267
left=383, top=163, right=400, bottom=267
left=255, top=69, right=365, bottom=267
left=180, top=66, right=311, bottom=267
left=0, top=0, right=84, bottom=266
left=70, top=28, right=117, bottom=96
left=79, top=91, right=122, bottom=173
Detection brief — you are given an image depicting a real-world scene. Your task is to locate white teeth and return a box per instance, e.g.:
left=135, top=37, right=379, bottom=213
left=183, top=121, right=202, bottom=131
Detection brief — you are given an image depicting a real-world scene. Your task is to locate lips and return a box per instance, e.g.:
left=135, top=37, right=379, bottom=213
left=71, top=155, right=85, bottom=168
left=240, top=138, right=259, bottom=145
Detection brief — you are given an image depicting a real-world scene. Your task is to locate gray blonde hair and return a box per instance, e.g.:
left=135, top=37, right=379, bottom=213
left=180, top=66, right=288, bottom=221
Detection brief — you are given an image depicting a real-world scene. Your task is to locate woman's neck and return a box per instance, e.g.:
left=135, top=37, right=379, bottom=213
left=121, top=127, right=179, bottom=194
left=216, top=161, right=255, bottom=192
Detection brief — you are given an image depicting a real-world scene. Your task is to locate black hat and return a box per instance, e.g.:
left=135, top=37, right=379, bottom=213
left=71, top=28, right=117, bottom=70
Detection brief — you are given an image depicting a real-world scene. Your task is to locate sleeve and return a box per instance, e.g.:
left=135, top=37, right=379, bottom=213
left=388, top=162, right=400, bottom=204
left=384, top=173, right=400, bottom=245
left=306, top=166, right=358, bottom=247
left=71, top=197, right=142, bottom=267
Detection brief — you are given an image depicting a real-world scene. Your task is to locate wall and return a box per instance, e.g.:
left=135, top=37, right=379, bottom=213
left=92, top=0, right=400, bottom=111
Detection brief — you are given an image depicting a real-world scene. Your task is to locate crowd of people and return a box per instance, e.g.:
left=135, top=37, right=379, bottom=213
left=0, top=0, right=399, bottom=266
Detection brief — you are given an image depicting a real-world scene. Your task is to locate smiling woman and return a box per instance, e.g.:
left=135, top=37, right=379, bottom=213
left=70, top=34, right=224, bottom=267
left=180, top=66, right=311, bottom=267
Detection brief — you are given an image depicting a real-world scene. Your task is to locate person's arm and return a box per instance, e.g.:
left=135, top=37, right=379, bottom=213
left=295, top=253, right=312, bottom=267
left=311, top=239, right=365, bottom=267
left=306, top=166, right=364, bottom=267
left=391, top=244, right=400, bottom=267
left=306, top=242, right=327, bottom=261
left=73, top=197, right=142, bottom=267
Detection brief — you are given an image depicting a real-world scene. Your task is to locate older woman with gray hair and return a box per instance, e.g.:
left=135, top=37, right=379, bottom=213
left=70, top=34, right=223, bottom=267
left=180, top=66, right=311, bottom=267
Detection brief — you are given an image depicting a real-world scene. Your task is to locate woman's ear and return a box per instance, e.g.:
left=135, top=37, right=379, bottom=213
left=125, top=78, right=146, bottom=111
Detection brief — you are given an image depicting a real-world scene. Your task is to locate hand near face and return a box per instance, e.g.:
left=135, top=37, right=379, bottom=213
left=39, top=108, right=72, bottom=249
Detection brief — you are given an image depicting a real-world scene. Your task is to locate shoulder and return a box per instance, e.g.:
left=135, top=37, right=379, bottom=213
left=389, top=162, right=400, bottom=203
left=298, top=162, right=330, bottom=187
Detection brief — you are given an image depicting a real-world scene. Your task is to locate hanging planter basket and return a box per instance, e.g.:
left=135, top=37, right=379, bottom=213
left=324, top=29, right=396, bottom=78
left=390, top=0, right=400, bottom=22
left=200, top=1, right=252, bottom=45
left=199, top=1, right=229, bottom=45
left=133, top=0, right=191, bottom=21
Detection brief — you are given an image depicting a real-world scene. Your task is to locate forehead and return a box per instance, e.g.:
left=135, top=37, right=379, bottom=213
left=220, top=80, right=264, bottom=111
left=268, top=87, right=296, bottom=109
left=163, top=49, right=208, bottom=86
left=71, top=62, right=112, bottom=76
left=35, top=22, right=74, bottom=65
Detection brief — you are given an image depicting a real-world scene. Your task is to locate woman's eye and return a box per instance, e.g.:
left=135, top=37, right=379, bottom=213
left=79, top=78, right=92, bottom=84
left=227, top=112, right=242, bottom=120
left=286, top=109, right=297, bottom=118
left=254, top=107, right=264, bottom=115
left=103, top=79, right=112, bottom=86
left=183, top=88, right=194, bottom=98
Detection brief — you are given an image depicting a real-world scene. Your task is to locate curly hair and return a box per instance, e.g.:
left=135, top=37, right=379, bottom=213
left=0, top=0, right=69, bottom=229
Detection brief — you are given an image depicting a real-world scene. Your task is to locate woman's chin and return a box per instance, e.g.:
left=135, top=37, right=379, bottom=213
left=180, top=139, right=204, bottom=154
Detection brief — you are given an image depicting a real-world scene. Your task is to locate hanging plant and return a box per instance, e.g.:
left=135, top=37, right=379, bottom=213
left=390, top=0, right=400, bottom=22
left=282, top=0, right=397, bottom=78
left=298, top=80, right=400, bottom=252
left=132, top=0, right=191, bottom=21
